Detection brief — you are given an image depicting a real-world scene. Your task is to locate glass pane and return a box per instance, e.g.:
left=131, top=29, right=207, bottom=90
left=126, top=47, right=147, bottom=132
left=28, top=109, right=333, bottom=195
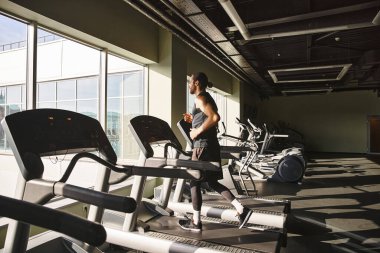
left=107, top=74, right=122, bottom=98
left=0, top=15, right=27, bottom=93
left=37, top=102, right=56, bottom=109
left=0, top=13, right=27, bottom=161
left=6, top=86, right=21, bottom=104
left=77, top=77, right=97, bottom=99
left=37, top=29, right=64, bottom=80
left=37, top=28, right=100, bottom=86
left=38, top=82, right=56, bottom=102
left=0, top=105, right=4, bottom=149
left=0, top=88, right=5, bottom=104
left=187, top=92, right=195, bottom=113
left=0, top=15, right=27, bottom=48
left=108, top=54, right=143, bottom=73
left=6, top=104, right=22, bottom=115
left=123, top=72, right=143, bottom=96
left=186, top=76, right=194, bottom=113
left=62, top=41, right=100, bottom=77
left=77, top=100, right=97, bottom=119
left=57, top=79, right=76, bottom=100
left=123, top=96, right=143, bottom=160
left=107, top=54, right=144, bottom=160
left=57, top=101, right=76, bottom=112
left=22, top=85, right=26, bottom=103
left=124, top=97, right=143, bottom=115
left=107, top=98, right=121, bottom=156
left=37, top=29, right=63, bottom=44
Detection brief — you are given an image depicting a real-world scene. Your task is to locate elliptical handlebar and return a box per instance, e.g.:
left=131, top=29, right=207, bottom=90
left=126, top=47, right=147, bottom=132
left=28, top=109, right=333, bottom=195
left=247, top=118, right=262, bottom=134
left=61, top=151, right=203, bottom=184
left=221, top=121, right=227, bottom=134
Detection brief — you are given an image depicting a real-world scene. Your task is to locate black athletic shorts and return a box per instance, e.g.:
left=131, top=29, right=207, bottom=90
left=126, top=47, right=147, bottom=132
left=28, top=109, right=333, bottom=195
left=192, top=147, right=223, bottom=181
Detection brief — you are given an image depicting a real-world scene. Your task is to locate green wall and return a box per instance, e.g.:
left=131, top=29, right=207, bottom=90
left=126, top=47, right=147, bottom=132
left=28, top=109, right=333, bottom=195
left=256, top=90, right=380, bottom=153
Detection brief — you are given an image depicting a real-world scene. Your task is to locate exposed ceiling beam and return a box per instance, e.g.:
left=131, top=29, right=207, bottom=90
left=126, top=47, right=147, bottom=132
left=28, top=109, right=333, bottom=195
left=122, top=0, right=265, bottom=94
left=219, top=0, right=250, bottom=40
left=226, top=1, right=380, bottom=31
left=237, top=22, right=377, bottom=42
left=373, top=10, right=380, bottom=25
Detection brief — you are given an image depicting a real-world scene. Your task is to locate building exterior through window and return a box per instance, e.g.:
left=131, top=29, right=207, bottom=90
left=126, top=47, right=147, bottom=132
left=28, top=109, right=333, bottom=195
left=0, top=13, right=145, bottom=196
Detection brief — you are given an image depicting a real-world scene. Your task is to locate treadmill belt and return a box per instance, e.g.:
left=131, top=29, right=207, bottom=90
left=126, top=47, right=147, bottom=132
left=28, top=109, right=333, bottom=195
left=146, top=231, right=268, bottom=253
left=203, top=192, right=290, bottom=214
left=199, top=216, right=283, bottom=234
left=147, top=215, right=282, bottom=253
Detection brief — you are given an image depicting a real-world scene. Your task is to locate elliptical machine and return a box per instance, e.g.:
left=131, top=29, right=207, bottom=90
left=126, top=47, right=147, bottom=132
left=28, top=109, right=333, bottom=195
left=220, top=118, right=306, bottom=184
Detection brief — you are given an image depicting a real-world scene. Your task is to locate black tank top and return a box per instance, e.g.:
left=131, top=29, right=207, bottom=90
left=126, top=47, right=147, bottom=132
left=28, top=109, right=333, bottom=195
left=191, top=91, right=220, bottom=148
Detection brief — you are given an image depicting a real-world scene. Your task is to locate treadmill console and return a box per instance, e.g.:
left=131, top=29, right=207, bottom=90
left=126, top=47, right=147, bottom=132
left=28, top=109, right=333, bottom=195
left=177, top=119, right=193, bottom=147
left=2, top=109, right=116, bottom=180
left=129, top=115, right=182, bottom=158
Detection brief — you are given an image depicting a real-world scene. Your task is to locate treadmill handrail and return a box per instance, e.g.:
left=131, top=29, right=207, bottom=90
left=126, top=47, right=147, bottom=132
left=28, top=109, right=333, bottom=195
left=54, top=182, right=137, bottom=213
left=220, top=145, right=256, bottom=153
left=177, top=119, right=256, bottom=156
left=0, top=195, right=106, bottom=246
left=61, top=152, right=203, bottom=181
left=22, top=179, right=137, bottom=214
left=144, top=157, right=220, bottom=171
left=163, top=142, right=191, bottom=158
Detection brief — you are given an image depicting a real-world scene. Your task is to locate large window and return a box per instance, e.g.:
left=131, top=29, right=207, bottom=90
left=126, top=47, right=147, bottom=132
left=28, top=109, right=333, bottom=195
left=107, top=54, right=145, bottom=160
left=37, top=77, right=99, bottom=119
left=0, top=14, right=27, bottom=149
left=0, top=13, right=146, bottom=195
left=0, top=85, right=26, bottom=149
left=209, top=90, right=226, bottom=127
left=0, top=14, right=27, bottom=196
left=37, top=28, right=100, bottom=119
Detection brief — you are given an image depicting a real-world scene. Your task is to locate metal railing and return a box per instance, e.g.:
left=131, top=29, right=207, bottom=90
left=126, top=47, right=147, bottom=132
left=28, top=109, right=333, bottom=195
left=0, top=34, right=62, bottom=52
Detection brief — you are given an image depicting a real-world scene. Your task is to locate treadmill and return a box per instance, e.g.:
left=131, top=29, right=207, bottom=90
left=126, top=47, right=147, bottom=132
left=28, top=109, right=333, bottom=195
left=1, top=109, right=138, bottom=253
left=176, top=119, right=291, bottom=214
left=0, top=194, right=106, bottom=252
left=120, top=115, right=285, bottom=253
left=4, top=109, right=256, bottom=253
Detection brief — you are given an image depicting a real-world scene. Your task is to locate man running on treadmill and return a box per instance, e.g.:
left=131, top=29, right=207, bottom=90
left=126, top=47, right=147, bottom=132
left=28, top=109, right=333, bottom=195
left=179, top=72, right=253, bottom=232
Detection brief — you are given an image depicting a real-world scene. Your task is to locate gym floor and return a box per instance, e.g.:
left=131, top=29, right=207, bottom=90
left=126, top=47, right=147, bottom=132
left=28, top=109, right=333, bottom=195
left=106, top=153, right=380, bottom=253
left=256, top=153, right=380, bottom=253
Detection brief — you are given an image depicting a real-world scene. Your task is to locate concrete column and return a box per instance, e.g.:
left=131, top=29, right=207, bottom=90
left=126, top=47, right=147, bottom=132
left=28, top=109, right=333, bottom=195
left=148, top=28, right=187, bottom=137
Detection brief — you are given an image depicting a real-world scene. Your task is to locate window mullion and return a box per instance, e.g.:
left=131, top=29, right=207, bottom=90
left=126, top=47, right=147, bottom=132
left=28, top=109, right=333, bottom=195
left=99, top=50, right=108, bottom=127
left=26, top=22, right=37, bottom=110
left=87, top=49, right=108, bottom=223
